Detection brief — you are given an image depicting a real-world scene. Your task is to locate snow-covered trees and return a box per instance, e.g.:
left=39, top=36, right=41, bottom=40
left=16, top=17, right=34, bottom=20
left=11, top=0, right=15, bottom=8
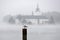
left=3, top=14, right=55, bottom=25
left=49, top=16, right=55, bottom=24
left=3, top=15, right=15, bottom=24
left=8, top=16, right=15, bottom=24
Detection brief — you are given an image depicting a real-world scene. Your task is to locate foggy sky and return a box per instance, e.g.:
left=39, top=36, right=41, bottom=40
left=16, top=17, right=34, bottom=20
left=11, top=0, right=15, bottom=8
left=0, top=0, right=60, bottom=15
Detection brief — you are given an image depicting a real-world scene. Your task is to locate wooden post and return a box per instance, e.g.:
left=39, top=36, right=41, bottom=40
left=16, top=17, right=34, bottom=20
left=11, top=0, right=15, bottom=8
left=22, top=25, right=27, bottom=40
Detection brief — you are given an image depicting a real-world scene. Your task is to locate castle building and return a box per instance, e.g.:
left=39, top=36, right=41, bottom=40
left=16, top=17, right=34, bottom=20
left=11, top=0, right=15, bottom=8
left=31, top=4, right=49, bottom=24
left=32, top=4, right=42, bottom=15
left=15, top=3, right=55, bottom=24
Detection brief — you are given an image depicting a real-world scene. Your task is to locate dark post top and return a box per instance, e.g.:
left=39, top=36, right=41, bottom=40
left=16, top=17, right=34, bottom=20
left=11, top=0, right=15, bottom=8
left=23, top=25, right=27, bottom=29
left=22, top=25, right=27, bottom=40
left=24, top=25, right=27, bottom=27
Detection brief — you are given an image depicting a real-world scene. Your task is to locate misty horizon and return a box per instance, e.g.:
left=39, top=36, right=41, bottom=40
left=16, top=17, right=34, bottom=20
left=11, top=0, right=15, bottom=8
left=0, top=0, right=60, bottom=15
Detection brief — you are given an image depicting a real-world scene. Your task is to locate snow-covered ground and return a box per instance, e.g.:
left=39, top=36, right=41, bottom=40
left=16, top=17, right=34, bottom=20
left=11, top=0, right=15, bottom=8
left=0, top=22, right=60, bottom=40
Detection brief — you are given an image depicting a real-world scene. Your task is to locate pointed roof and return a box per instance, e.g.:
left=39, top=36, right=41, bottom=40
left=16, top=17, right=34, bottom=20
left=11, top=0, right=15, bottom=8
left=35, top=3, right=40, bottom=12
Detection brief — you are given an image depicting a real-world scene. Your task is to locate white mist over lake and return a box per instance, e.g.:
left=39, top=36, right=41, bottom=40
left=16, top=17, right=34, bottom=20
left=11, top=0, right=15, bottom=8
left=0, top=22, right=60, bottom=40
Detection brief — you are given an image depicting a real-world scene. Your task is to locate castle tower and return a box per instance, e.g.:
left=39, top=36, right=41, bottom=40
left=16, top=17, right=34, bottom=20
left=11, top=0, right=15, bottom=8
left=35, top=3, right=40, bottom=12
left=34, top=3, right=42, bottom=15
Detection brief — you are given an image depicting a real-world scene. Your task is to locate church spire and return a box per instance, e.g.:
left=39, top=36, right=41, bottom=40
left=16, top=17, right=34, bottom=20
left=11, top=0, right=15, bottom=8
left=35, top=3, right=40, bottom=12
